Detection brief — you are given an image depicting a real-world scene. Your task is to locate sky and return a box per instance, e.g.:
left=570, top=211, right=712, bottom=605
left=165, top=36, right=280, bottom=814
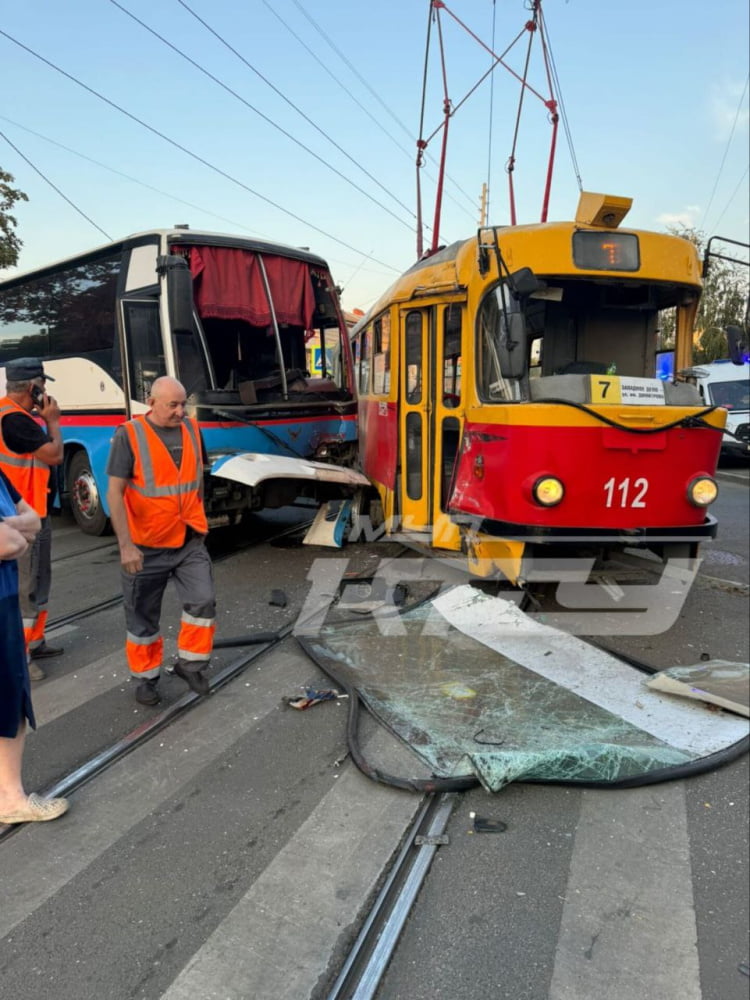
left=1, top=0, right=748, bottom=315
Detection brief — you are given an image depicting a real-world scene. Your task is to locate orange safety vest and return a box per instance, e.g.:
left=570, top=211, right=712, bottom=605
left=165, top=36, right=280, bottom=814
left=123, top=415, right=208, bottom=548
left=0, top=396, right=51, bottom=517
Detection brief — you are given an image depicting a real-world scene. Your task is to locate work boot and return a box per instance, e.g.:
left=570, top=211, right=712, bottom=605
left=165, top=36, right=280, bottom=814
left=31, top=641, right=64, bottom=659
left=173, top=662, right=210, bottom=696
left=135, top=678, right=161, bottom=706
left=28, top=661, right=46, bottom=682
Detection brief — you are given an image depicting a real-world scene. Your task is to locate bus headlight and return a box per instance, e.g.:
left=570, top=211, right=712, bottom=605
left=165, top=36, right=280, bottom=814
left=687, top=476, right=718, bottom=507
left=533, top=476, right=565, bottom=506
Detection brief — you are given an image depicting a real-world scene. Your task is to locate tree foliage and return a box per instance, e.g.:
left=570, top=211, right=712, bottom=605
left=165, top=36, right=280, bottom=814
left=0, top=168, right=29, bottom=270
left=666, top=226, right=749, bottom=364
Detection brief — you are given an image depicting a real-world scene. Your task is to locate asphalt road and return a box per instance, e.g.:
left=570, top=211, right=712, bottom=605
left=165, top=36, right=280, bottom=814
left=0, top=478, right=747, bottom=1000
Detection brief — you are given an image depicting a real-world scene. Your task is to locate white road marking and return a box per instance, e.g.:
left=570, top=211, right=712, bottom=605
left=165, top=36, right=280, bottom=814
left=550, top=784, right=700, bottom=1000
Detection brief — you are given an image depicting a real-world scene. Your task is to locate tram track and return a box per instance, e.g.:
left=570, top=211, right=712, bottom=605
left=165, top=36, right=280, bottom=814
left=45, top=514, right=319, bottom=632
left=325, top=792, right=456, bottom=1000
left=1, top=516, right=319, bottom=844
left=0, top=623, right=292, bottom=844
left=3, top=529, right=746, bottom=1000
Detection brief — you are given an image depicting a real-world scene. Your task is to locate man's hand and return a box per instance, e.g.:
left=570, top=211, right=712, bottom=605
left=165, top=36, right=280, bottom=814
left=119, top=541, right=144, bottom=575
left=0, top=521, right=29, bottom=560
left=3, top=510, right=40, bottom=544
left=37, top=394, right=62, bottom=423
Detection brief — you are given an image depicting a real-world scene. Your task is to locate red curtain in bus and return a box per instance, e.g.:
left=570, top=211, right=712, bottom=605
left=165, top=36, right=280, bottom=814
left=185, top=246, right=315, bottom=329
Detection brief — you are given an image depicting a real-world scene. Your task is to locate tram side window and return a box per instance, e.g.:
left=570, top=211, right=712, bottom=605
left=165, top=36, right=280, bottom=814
left=358, top=328, right=371, bottom=394
left=443, top=303, right=462, bottom=407
left=372, top=313, right=391, bottom=395
left=351, top=333, right=360, bottom=374
left=405, top=311, right=422, bottom=404
left=123, top=299, right=166, bottom=403
left=0, top=253, right=121, bottom=382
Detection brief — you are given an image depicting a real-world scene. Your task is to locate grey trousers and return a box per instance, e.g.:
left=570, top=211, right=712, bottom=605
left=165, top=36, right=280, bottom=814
left=120, top=535, right=216, bottom=678
left=17, top=514, right=52, bottom=651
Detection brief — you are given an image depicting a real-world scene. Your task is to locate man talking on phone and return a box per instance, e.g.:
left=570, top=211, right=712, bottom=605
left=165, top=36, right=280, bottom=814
left=0, top=358, right=64, bottom=681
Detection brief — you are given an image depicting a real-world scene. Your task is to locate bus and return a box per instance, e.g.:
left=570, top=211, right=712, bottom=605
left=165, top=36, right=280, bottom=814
left=351, top=191, right=727, bottom=585
left=0, top=227, right=365, bottom=534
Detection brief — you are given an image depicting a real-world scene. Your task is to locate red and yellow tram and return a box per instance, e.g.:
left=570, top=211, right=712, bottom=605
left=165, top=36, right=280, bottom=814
left=351, top=192, right=726, bottom=584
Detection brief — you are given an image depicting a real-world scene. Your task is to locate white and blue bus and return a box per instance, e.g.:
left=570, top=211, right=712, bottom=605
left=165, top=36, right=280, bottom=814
left=0, top=227, right=364, bottom=534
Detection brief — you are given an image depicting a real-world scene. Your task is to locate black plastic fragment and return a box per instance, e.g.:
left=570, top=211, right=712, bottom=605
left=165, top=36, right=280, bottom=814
left=472, top=816, right=507, bottom=833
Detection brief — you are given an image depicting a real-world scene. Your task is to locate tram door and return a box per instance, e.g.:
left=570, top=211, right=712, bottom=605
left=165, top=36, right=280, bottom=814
left=398, top=304, right=463, bottom=550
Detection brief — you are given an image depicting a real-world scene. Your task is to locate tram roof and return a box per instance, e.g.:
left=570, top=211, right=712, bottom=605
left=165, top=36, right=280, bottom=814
left=350, top=219, right=703, bottom=334
left=0, top=228, right=331, bottom=289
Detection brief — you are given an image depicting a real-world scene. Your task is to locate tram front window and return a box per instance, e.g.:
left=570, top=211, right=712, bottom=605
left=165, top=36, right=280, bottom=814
left=476, top=284, right=523, bottom=401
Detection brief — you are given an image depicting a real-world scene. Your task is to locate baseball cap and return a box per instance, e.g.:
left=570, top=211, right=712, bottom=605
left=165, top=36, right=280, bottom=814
left=3, top=358, right=55, bottom=382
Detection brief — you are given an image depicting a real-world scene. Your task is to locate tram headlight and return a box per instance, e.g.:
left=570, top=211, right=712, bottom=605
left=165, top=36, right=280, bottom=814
left=532, top=476, right=565, bottom=507
left=687, top=476, right=718, bottom=507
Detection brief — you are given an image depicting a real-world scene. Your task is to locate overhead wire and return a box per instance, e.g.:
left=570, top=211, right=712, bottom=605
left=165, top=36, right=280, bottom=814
left=0, top=27, right=401, bottom=273
left=709, top=165, right=750, bottom=249
left=173, top=0, right=419, bottom=227
left=538, top=3, right=582, bottom=193
left=700, top=72, right=749, bottom=234
left=484, top=0, right=498, bottom=223
left=0, top=129, right=111, bottom=241
left=290, top=0, right=414, bottom=138
left=109, top=0, right=414, bottom=232
left=0, top=115, right=280, bottom=241
left=0, top=115, right=399, bottom=284
left=264, top=0, right=478, bottom=221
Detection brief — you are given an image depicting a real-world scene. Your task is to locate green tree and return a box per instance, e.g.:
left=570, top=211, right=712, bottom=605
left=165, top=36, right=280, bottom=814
left=665, top=226, right=749, bottom=364
left=0, top=168, right=28, bottom=270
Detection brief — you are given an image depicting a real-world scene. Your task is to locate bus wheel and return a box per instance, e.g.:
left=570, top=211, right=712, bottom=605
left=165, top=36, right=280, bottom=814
left=68, top=451, right=111, bottom=536
left=349, top=487, right=384, bottom=543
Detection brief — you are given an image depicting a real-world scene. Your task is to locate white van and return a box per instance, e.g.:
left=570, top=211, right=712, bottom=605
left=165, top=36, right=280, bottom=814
left=696, top=360, right=750, bottom=458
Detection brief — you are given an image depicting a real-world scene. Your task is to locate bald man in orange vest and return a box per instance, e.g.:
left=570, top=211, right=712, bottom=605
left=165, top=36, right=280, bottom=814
left=106, top=377, right=216, bottom=706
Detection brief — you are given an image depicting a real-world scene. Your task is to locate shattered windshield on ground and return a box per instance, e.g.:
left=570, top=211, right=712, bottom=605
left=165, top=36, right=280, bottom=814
left=299, top=582, right=749, bottom=792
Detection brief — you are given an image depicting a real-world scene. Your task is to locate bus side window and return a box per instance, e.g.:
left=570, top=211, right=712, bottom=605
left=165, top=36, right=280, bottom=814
left=123, top=299, right=166, bottom=403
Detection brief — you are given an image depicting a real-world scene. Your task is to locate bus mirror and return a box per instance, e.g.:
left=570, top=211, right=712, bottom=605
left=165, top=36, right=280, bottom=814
left=499, top=312, right=528, bottom=379
left=509, top=267, right=545, bottom=298
left=726, top=325, right=747, bottom=365
left=158, top=255, right=194, bottom=334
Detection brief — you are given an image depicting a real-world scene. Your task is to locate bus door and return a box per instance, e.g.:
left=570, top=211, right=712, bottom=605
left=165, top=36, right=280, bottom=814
left=398, top=304, right=462, bottom=550
left=120, top=296, right=167, bottom=410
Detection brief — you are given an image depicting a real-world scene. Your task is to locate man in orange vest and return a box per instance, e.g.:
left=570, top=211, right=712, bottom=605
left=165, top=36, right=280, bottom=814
left=106, top=376, right=216, bottom=706
left=0, top=358, right=65, bottom=683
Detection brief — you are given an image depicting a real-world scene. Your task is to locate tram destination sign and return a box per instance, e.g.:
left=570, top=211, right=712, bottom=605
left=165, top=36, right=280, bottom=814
left=589, top=375, right=666, bottom=405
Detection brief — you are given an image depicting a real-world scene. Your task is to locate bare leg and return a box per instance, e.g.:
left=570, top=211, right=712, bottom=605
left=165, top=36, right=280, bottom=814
left=0, top=723, right=69, bottom=824
left=0, top=723, right=27, bottom=813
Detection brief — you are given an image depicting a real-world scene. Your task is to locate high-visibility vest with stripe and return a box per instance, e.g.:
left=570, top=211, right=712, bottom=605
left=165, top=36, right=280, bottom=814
left=0, top=396, right=50, bottom=517
left=123, top=415, right=208, bottom=548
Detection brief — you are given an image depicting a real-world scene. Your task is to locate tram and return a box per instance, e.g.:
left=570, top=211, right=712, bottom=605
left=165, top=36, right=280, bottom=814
left=351, top=192, right=727, bottom=584
left=0, top=228, right=363, bottom=534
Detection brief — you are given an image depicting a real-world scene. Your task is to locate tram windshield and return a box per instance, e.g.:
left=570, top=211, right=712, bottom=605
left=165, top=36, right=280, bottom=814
left=476, top=277, right=690, bottom=402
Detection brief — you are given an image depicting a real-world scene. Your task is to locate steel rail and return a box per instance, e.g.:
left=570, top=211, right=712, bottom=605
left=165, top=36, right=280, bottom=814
left=0, top=624, right=293, bottom=843
left=327, top=793, right=457, bottom=1000
left=1, top=517, right=320, bottom=842
left=44, top=515, right=316, bottom=631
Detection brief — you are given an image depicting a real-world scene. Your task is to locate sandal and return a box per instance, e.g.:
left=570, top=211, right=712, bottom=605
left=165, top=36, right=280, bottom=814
left=0, top=793, right=69, bottom=825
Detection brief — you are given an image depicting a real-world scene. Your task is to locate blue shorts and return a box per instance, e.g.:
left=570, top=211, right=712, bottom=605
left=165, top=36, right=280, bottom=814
left=0, top=592, right=36, bottom=738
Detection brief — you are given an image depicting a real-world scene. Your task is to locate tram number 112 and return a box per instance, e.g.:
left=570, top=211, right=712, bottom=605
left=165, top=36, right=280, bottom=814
left=603, top=476, right=648, bottom=508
